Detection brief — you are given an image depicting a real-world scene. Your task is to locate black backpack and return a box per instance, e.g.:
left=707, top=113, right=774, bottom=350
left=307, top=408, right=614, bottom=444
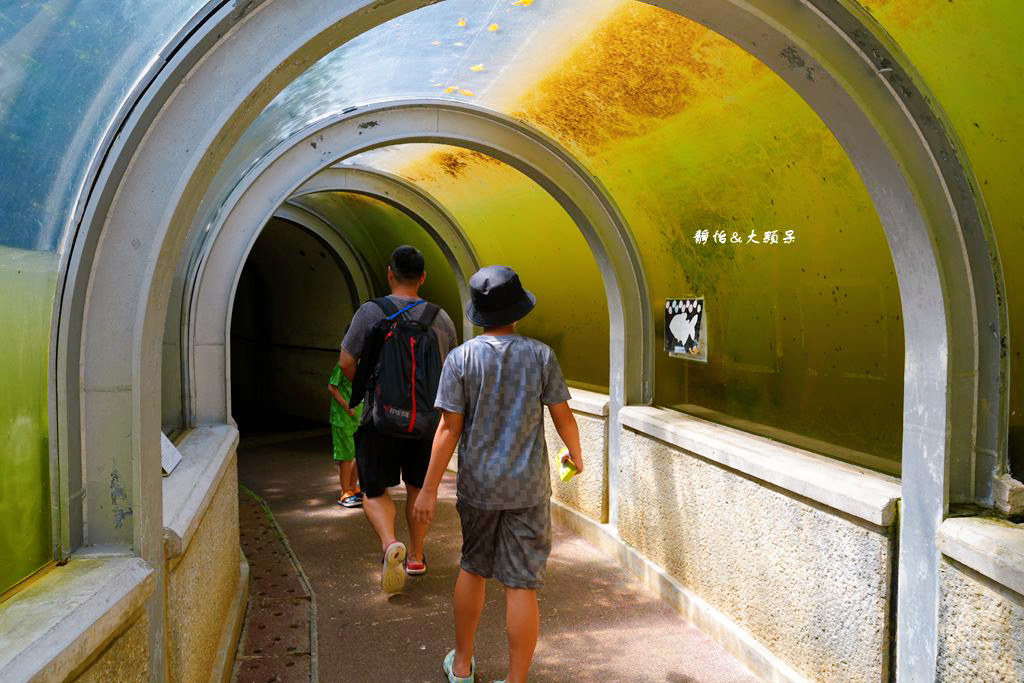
left=350, top=298, right=442, bottom=439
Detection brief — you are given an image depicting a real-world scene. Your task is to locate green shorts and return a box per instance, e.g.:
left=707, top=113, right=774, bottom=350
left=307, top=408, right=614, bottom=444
left=331, top=424, right=357, bottom=461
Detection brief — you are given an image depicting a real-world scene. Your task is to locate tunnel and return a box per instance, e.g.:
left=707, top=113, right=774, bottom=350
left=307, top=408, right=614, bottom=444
left=0, top=1, right=1022, bottom=681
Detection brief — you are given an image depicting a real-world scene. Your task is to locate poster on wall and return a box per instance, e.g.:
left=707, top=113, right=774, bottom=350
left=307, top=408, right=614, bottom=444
left=665, top=298, right=707, bottom=362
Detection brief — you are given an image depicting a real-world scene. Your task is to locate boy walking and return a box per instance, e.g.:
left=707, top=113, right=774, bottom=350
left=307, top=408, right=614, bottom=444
left=328, top=362, right=363, bottom=507
left=413, top=265, right=584, bottom=683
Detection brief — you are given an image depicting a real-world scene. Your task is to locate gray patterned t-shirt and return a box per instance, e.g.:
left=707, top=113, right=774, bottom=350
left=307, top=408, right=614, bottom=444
left=435, top=335, right=571, bottom=509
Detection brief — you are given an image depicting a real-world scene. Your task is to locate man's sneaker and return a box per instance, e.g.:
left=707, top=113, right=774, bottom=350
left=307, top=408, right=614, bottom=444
left=381, top=541, right=407, bottom=593
left=340, top=491, right=363, bottom=508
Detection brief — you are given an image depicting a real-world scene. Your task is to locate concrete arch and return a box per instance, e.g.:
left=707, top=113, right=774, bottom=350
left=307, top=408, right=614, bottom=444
left=271, top=203, right=373, bottom=305
left=52, top=1, right=1007, bottom=679
left=187, top=103, right=649, bottom=507
left=291, top=163, right=481, bottom=342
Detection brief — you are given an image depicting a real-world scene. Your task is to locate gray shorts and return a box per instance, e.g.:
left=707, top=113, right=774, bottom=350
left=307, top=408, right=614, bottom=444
left=456, top=499, right=552, bottom=589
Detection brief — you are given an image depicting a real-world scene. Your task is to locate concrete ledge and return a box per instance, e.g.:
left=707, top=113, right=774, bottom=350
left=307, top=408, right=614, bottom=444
left=210, top=555, right=250, bottom=683
left=619, top=406, right=900, bottom=526
left=937, top=517, right=1024, bottom=597
left=551, top=500, right=804, bottom=683
left=0, top=555, right=154, bottom=682
left=567, top=387, right=609, bottom=417
left=163, top=424, right=239, bottom=559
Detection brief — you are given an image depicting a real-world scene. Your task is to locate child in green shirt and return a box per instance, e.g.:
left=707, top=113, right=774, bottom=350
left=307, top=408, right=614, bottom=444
left=328, top=363, right=363, bottom=507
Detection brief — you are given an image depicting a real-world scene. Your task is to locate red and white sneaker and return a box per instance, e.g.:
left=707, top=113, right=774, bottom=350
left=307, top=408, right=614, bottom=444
left=406, top=553, right=427, bottom=576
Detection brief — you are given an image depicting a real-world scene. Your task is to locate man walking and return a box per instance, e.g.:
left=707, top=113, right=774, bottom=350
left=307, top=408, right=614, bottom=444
left=339, top=245, right=457, bottom=593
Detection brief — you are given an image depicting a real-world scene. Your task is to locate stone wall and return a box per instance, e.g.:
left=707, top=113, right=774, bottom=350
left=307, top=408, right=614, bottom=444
left=617, top=425, right=894, bottom=682
left=166, top=459, right=242, bottom=683
left=937, top=559, right=1024, bottom=681
left=73, top=612, right=150, bottom=683
left=543, top=406, right=607, bottom=523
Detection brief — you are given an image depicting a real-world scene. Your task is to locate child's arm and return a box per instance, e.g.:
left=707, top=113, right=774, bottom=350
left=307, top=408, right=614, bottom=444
left=548, top=402, right=584, bottom=473
left=327, top=383, right=355, bottom=417
left=412, top=410, right=464, bottom=525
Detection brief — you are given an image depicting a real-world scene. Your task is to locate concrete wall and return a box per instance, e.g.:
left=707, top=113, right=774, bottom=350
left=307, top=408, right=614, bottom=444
left=543, top=389, right=609, bottom=523
left=616, top=422, right=895, bottom=682
left=73, top=612, right=150, bottom=683
left=231, top=218, right=355, bottom=425
left=166, top=459, right=242, bottom=683
left=937, top=559, right=1024, bottom=681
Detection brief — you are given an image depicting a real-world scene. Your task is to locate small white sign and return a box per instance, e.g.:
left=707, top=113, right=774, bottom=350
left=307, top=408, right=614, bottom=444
left=161, top=432, right=183, bottom=476
left=666, top=298, right=707, bottom=362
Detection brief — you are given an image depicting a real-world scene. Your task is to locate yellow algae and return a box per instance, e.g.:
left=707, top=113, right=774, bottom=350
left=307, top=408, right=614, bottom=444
left=488, top=23, right=500, bottom=32
left=457, top=17, right=466, bottom=27
left=443, top=85, right=458, bottom=93
left=470, top=64, right=485, bottom=72
left=512, top=3, right=740, bottom=152
left=460, top=89, right=476, bottom=96
left=512, top=0, right=534, bottom=6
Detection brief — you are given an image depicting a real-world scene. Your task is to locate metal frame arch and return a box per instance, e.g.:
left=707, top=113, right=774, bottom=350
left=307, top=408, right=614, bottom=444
left=50, top=1, right=1006, bottom=680
left=187, top=99, right=651, bottom=471
left=271, top=203, right=373, bottom=305
left=291, top=163, right=481, bottom=342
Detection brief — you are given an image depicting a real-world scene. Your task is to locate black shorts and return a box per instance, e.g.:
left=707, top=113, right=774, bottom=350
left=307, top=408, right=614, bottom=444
left=354, top=422, right=432, bottom=498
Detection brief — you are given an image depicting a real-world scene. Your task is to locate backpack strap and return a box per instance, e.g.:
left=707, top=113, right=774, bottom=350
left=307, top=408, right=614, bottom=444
left=370, top=297, right=400, bottom=316
left=370, top=297, right=428, bottom=321
left=420, top=303, right=441, bottom=326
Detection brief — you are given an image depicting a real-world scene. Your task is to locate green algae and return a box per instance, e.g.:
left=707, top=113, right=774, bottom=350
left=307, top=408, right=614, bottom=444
left=0, top=246, right=56, bottom=594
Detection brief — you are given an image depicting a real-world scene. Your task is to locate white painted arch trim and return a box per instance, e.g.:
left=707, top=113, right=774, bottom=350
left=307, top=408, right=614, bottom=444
left=187, top=100, right=650, bottom=433
left=272, top=203, right=375, bottom=304
left=52, top=1, right=1007, bottom=680
left=291, top=163, right=481, bottom=341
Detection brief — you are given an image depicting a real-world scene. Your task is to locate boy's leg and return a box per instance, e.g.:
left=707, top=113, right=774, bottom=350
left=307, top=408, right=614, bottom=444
left=452, top=569, right=486, bottom=678
left=404, top=485, right=428, bottom=563
left=504, top=587, right=539, bottom=683
left=493, top=502, right=551, bottom=683
left=339, top=460, right=355, bottom=493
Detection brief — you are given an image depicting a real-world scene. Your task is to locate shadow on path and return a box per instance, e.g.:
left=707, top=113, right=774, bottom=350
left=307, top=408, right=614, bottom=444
left=237, top=432, right=759, bottom=683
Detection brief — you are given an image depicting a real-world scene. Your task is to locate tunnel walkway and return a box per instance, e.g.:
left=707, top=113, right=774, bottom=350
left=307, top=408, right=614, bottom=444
left=233, top=431, right=760, bottom=682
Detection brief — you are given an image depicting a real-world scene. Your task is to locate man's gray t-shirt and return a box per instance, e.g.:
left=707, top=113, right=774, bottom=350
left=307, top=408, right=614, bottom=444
left=341, top=295, right=458, bottom=425
left=434, top=335, right=571, bottom=509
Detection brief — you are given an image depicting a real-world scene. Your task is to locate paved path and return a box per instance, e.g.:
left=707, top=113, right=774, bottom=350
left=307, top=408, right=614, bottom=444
left=237, top=432, right=760, bottom=683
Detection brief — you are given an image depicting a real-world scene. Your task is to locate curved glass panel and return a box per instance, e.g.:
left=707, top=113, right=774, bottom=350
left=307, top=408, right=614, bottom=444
left=0, top=0, right=210, bottom=253
left=347, top=143, right=610, bottom=390
left=858, top=0, right=1024, bottom=478
left=0, top=0, right=211, bottom=595
left=189, top=0, right=906, bottom=471
left=289, top=191, right=464, bottom=333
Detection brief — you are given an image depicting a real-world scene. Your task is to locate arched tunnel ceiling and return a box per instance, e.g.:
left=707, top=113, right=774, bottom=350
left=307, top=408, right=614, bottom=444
left=188, top=0, right=910, bottom=469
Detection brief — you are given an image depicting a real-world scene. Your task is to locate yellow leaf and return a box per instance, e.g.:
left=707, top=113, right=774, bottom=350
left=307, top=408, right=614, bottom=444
left=488, top=23, right=499, bottom=32
left=460, top=89, right=475, bottom=96
left=457, top=18, right=466, bottom=27
left=470, top=64, right=484, bottom=72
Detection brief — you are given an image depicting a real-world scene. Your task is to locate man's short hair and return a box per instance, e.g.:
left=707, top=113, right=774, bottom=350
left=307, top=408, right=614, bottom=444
left=389, top=245, right=425, bottom=283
